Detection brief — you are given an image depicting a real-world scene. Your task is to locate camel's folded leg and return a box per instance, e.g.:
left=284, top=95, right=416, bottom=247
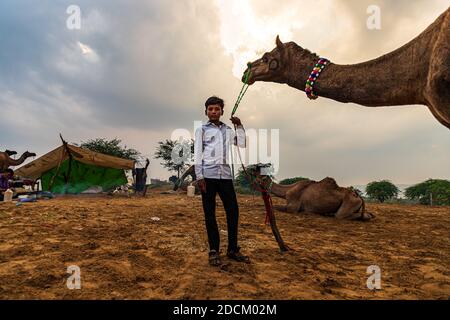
left=285, top=199, right=302, bottom=213
left=335, top=196, right=364, bottom=220
left=360, top=212, right=375, bottom=221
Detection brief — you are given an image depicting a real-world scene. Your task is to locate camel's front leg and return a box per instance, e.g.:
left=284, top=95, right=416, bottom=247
left=425, top=12, right=450, bottom=130
left=335, top=194, right=364, bottom=220
left=285, top=199, right=302, bottom=213
left=284, top=190, right=303, bottom=213
left=426, top=101, right=450, bottom=129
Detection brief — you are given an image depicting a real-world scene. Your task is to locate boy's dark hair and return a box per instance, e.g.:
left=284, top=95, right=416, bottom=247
left=205, top=96, right=224, bottom=110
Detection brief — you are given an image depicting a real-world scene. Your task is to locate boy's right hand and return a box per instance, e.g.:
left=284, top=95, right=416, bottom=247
left=197, top=179, right=206, bottom=193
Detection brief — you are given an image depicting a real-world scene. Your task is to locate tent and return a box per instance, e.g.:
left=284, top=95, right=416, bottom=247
left=15, top=141, right=135, bottom=194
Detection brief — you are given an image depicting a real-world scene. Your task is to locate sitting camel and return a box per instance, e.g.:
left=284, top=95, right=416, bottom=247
left=176, top=164, right=373, bottom=221
left=243, top=7, right=450, bottom=129
left=247, top=164, right=373, bottom=221
left=0, top=151, right=36, bottom=171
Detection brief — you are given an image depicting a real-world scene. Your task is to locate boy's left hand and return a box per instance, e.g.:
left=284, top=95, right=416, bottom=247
left=230, top=116, right=242, bottom=126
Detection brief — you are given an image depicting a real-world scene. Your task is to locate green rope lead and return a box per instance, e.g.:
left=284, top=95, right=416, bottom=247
left=231, top=63, right=252, bottom=117
left=231, top=62, right=251, bottom=181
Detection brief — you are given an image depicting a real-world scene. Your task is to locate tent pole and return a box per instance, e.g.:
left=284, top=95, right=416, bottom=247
left=65, top=155, right=73, bottom=194
left=48, top=146, right=65, bottom=191
left=60, top=134, right=73, bottom=195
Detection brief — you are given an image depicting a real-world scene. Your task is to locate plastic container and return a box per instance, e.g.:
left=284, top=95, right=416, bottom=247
left=3, top=189, right=13, bottom=202
left=187, top=185, right=195, bottom=197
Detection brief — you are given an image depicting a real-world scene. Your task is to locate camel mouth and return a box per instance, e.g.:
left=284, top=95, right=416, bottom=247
left=242, top=65, right=262, bottom=85
left=242, top=72, right=265, bottom=85
left=241, top=70, right=252, bottom=84
left=246, top=77, right=256, bottom=85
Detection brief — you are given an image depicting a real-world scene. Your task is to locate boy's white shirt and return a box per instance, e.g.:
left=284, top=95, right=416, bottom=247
left=194, top=120, right=246, bottom=180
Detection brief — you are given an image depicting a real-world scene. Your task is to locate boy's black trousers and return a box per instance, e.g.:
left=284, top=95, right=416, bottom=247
left=201, top=178, right=239, bottom=253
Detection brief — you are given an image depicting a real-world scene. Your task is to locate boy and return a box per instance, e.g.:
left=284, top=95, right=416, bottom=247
left=194, top=96, right=250, bottom=266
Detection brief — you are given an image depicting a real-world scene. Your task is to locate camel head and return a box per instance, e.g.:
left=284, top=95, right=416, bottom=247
left=243, top=35, right=320, bottom=87
left=23, top=151, right=36, bottom=158
left=242, top=36, right=291, bottom=85
left=245, top=163, right=274, bottom=190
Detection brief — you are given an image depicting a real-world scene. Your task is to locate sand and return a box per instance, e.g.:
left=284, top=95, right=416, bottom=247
left=0, top=190, right=448, bottom=299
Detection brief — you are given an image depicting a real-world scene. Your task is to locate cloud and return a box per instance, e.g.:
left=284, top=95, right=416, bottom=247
left=0, top=0, right=449, bottom=183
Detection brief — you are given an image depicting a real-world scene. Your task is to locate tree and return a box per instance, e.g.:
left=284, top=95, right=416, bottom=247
left=154, top=139, right=194, bottom=178
left=233, top=167, right=260, bottom=195
left=235, top=168, right=251, bottom=189
left=365, top=180, right=399, bottom=203
left=279, top=177, right=309, bottom=185
left=78, top=138, right=140, bottom=160
left=405, top=179, right=450, bottom=206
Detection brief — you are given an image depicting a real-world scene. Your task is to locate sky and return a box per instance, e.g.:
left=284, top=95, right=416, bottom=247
left=0, top=0, right=449, bottom=186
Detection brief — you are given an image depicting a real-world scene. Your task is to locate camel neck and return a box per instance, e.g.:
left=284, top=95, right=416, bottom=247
left=267, top=178, right=315, bottom=199
left=286, top=21, right=440, bottom=107
left=7, top=155, right=27, bottom=166
left=269, top=181, right=291, bottom=199
left=314, top=59, right=426, bottom=106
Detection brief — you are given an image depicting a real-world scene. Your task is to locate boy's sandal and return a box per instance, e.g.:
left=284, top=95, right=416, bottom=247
left=227, top=249, right=250, bottom=264
left=208, top=250, right=221, bottom=266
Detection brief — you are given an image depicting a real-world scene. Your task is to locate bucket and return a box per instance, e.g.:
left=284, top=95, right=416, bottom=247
left=187, top=185, right=195, bottom=197
left=3, top=189, right=13, bottom=202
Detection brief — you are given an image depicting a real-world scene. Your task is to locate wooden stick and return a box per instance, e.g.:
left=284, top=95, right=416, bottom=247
left=262, top=191, right=289, bottom=252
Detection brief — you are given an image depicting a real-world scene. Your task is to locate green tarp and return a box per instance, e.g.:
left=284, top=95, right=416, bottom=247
left=41, top=159, right=127, bottom=194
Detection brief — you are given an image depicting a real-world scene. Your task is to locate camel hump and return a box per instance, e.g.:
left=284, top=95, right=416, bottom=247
left=320, top=177, right=338, bottom=187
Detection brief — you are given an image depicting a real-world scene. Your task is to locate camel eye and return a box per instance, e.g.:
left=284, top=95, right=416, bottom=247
left=262, top=55, right=268, bottom=63
left=269, top=59, right=279, bottom=70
